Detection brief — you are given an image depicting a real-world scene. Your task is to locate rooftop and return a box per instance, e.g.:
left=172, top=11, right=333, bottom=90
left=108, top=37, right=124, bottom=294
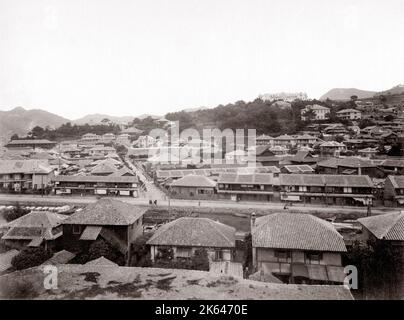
left=0, top=264, right=354, bottom=300
left=170, top=175, right=216, bottom=188
left=358, top=211, right=404, bottom=241
left=252, top=213, right=347, bottom=252
left=218, top=173, right=274, bottom=185
left=147, top=217, right=236, bottom=248
left=53, top=175, right=139, bottom=184
left=279, top=174, right=374, bottom=188
left=0, top=160, right=53, bottom=174
left=63, top=199, right=147, bottom=226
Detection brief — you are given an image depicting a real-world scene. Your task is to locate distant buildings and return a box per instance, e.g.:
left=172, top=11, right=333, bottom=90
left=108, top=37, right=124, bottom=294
left=0, top=160, right=55, bottom=192
left=169, top=175, right=216, bottom=198
left=4, top=139, right=57, bottom=150
left=217, top=173, right=275, bottom=202
left=259, top=92, right=308, bottom=102
left=301, top=105, right=330, bottom=121
left=81, top=133, right=101, bottom=143
left=337, top=109, right=362, bottom=120
left=279, top=173, right=374, bottom=205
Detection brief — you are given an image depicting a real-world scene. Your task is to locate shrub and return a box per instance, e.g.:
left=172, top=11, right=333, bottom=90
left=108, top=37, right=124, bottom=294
left=71, top=239, right=124, bottom=265
left=191, top=248, right=209, bottom=271
left=130, top=233, right=153, bottom=267
left=11, top=247, right=52, bottom=270
left=3, top=203, right=30, bottom=222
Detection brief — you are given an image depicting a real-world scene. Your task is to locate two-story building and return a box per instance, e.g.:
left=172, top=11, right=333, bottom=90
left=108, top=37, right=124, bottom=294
left=251, top=213, right=347, bottom=284
left=383, top=175, right=404, bottom=206
left=147, top=217, right=236, bottom=263
left=336, top=109, right=362, bottom=120
left=217, top=173, right=275, bottom=202
left=1, top=211, right=67, bottom=250
left=4, top=139, right=57, bottom=150
left=251, top=213, right=346, bottom=284
left=301, top=105, right=330, bottom=121
left=279, top=173, right=374, bottom=206
left=0, top=160, right=55, bottom=192
left=169, top=175, right=216, bottom=199
left=52, top=175, right=139, bottom=197
left=62, top=199, right=147, bottom=265
left=358, top=212, right=404, bottom=299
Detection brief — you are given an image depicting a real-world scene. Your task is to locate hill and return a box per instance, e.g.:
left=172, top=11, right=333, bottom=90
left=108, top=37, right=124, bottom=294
left=0, top=107, right=69, bottom=141
left=377, top=84, right=404, bottom=96
left=73, top=114, right=135, bottom=125
left=320, top=88, right=376, bottom=101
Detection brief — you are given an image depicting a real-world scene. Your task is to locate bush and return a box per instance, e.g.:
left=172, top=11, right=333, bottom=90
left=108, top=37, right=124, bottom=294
left=11, top=247, right=52, bottom=270
left=153, top=248, right=210, bottom=271
left=191, top=248, right=209, bottom=271
left=3, top=203, right=30, bottom=222
left=71, top=239, right=124, bottom=265
left=130, top=233, right=153, bottom=267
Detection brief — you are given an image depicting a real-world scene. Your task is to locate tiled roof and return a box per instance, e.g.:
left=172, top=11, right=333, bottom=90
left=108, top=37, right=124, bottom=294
left=6, top=139, right=56, bottom=145
left=252, top=213, right=347, bottom=252
left=381, top=160, right=404, bottom=168
left=108, top=167, right=135, bottom=177
left=279, top=174, right=374, bottom=188
left=0, top=160, right=53, bottom=174
left=358, top=212, right=404, bottom=241
left=53, top=175, right=139, bottom=183
left=320, top=141, right=346, bottom=147
left=2, top=211, right=67, bottom=241
left=283, top=165, right=315, bottom=173
left=42, top=250, right=76, bottom=265
left=386, top=175, right=404, bottom=188
left=337, top=109, right=361, bottom=113
left=317, top=157, right=375, bottom=168
left=170, top=175, right=216, bottom=188
left=218, top=173, right=274, bottom=185
left=85, top=256, right=118, bottom=266
left=91, top=162, right=118, bottom=175
left=147, top=217, right=236, bottom=248
left=63, top=199, right=147, bottom=226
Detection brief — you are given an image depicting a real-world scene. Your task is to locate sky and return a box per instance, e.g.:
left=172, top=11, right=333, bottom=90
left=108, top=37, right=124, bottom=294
left=0, top=0, right=404, bottom=120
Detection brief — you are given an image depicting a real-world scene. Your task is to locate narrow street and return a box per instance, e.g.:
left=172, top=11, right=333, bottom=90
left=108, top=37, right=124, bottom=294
left=125, top=156, right=167, bottom=201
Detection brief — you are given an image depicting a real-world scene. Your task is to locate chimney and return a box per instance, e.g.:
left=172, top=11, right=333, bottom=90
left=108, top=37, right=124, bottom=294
left=250, top=212, right=256, bottom=229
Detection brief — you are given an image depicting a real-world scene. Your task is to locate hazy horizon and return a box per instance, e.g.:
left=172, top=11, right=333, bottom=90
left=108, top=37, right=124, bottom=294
left=1, top=0, right=404, bottom=119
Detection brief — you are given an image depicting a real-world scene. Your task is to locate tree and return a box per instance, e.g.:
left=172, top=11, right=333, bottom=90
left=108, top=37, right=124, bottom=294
left=191, top=248, right=209, bottom=271
left=130, top=233, right=153, bottom=267
left=29, top=126, right=45, bottom=138
left=10, top=134, right=19, bottom=140
left=3, top=202, right=30, bottom=222
left=350, top=95, right=358, bottom=101
left=11, top=247, right=52, bottom=270
left=302, top=108, right=316, bottom=122
left=101, top=118, right=111, bottom=126
left=387, top=143, right=402, bottom=156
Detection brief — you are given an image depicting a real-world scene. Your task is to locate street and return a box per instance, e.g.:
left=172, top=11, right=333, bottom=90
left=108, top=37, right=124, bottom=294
left=0, top=193, right=399, bottom=216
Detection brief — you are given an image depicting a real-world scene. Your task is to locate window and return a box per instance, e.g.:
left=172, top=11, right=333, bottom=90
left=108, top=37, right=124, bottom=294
left=215, top=250, right=224, bottom=261
left=274, top=250, right=291, bottom=262
left=306, top=252, right=322, bottom=264
left=72, top=225, right=81, bottom=234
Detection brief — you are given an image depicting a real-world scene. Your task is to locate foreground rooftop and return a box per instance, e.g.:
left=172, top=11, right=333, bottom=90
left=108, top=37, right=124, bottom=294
left=0, top=265, right=353, bottom=300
